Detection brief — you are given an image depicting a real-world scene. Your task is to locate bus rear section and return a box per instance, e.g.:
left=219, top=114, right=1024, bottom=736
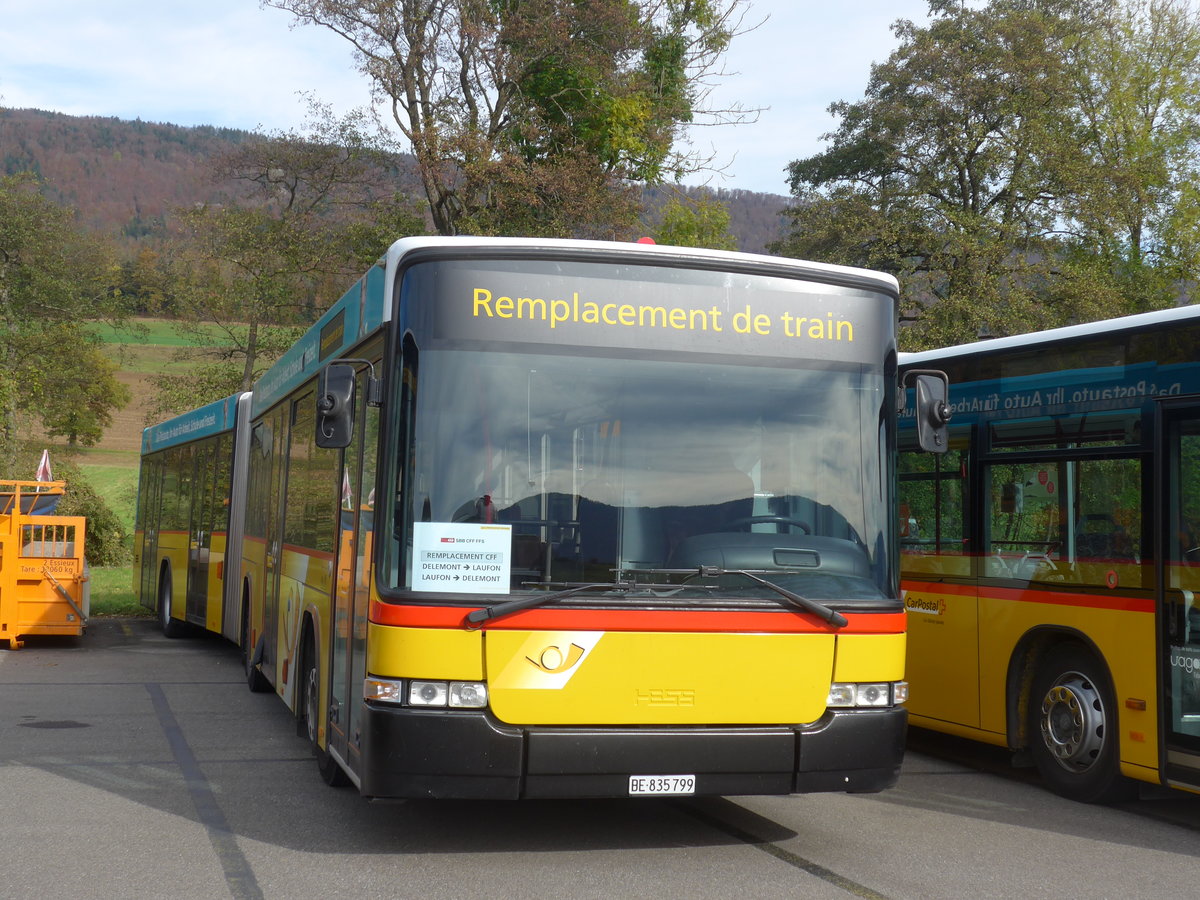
left=134, top=393, right=251, bottom=643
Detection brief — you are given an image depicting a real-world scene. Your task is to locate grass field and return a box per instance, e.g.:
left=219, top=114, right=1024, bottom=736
left=77, top=462, right=144, bottom=617
left=89, top=318, right=232, bottom=347
left=89, top=565, right=146, bottom=617
left=88, top=319, right=206, bottom=454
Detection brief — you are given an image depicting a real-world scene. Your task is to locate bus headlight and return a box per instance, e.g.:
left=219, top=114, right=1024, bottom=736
left=854, top=683, right=890, bottom=707
left=449, top=682, right=489, bottom=708
left=409, top=680, right=450, bottom=706
left=827, top=681, right=907, bottom=708
left=364, top=677, right=489, bottom=709
left=827, top=683, right=856, bottom=707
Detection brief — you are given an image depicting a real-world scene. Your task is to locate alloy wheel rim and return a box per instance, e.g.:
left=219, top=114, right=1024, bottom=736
left=1039, top=671, right=1106, bottom=773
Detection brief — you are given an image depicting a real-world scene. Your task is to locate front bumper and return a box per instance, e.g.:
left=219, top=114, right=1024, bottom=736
left=358, top=704, right=907, bottom=799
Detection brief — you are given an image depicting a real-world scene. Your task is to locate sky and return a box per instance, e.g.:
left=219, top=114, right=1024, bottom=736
left=0, top=1, right=932, bottom=197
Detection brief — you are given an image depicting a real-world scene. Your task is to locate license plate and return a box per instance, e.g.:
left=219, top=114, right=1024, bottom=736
left=628, top=775, right=696, bottom=796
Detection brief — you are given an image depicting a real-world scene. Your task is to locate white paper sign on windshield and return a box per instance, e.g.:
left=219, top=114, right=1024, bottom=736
left=411, top=522, right=512, bottom=594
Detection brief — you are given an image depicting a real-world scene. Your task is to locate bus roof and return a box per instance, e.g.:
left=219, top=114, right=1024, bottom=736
left=377, top=235, right=900, bottom=298
left=141, top=392, right=249, bottom=455
left=900, top=304, right=1200, bottom=367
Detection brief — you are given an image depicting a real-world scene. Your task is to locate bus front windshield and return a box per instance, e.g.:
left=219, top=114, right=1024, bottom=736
left=390, top=349, right=893, bottom=605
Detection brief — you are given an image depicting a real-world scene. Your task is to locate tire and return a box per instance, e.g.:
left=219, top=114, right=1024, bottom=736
left=241, top=601, right=272, bottom=694
left=1027, top=645, right=1133, bottom=803
left=158, top=574, right=188, bottom=639
left=301, top=634, right=350, bottom=788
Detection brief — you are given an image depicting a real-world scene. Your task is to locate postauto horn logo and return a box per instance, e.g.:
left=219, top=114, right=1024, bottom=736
left=526, top=642, right=586, bottom=674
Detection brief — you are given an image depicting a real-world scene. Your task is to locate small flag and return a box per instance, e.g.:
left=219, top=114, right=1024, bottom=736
left=341, top=468, right=352, bottom=509
left=35, top=449, right=52, bottom=482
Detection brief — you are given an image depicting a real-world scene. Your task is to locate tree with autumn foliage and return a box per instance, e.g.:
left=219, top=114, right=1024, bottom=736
left=653, top=190, right=737, bottom=250
left=774, top=0, right=1200, bottom=349
left=263, top=0, right=751, bottom=238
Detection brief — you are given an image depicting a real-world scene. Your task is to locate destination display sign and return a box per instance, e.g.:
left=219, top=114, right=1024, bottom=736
left=405, top=259, right=892, bottom=364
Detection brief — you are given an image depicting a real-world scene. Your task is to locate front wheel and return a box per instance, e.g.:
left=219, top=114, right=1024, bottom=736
left=1027, top=645, right=1132, bottom=803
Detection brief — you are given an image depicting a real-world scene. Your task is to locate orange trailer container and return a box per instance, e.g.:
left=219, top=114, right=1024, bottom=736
left=0, top=480, right=88, bottom=650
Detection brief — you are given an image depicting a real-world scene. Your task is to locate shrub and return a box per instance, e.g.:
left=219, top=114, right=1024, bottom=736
left=56, top=461, right=130, bottom=566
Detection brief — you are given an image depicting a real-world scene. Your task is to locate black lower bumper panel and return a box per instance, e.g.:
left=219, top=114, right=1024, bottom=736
left=358, top=705, right=906, bottom=800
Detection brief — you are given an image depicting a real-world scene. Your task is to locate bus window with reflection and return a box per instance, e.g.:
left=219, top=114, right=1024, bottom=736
left=388, top=349, right=891, bottom=604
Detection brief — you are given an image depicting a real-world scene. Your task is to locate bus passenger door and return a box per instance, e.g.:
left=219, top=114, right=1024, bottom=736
left=186, top=441, right=216, bottom=625
left=137, top=456, right=163, bottom=607
left=328, top=363, right=380, bottom=779
left=898, top=438, right=980, bottom=729
left=1158, top=401, right=1200, bottom=790
left=257, top=406, right=288, bottom=682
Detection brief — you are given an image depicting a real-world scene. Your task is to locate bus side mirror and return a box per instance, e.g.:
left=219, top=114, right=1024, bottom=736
left=902, top=369, right=952, bottom=453
left=316, top=363, right=355, bottom=448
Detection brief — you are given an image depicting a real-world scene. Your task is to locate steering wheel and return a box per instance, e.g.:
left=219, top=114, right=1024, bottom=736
left=727, top=515, right=811, bottom=534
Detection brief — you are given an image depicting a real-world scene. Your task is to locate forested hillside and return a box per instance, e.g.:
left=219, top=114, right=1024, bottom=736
left=0, top=108, right=249, bottom=237
left=0, top=108, right=789, bottom=252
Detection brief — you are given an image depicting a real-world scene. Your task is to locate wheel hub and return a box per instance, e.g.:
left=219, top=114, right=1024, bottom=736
left=306, top=665, right=319, bottom=745
left=1039, top=672, right=1106, bottom=773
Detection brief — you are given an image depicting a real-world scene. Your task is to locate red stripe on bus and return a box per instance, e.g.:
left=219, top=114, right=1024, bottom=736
left=902, top=579, right=1154, bottom=614
left=368, top=600, right=904, bottom=634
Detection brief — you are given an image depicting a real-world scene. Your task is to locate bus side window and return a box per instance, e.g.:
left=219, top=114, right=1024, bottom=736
left=898, top=443, right=967, bottom=554
left=985, top=457, right=1142, bottom=586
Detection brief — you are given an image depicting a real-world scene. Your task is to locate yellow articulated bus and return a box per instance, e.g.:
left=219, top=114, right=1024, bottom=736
left=136, top=236, right=948, bottom=800
left=899, top=305, right=1200, bottom=802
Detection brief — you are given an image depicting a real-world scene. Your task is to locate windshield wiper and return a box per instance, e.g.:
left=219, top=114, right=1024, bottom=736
left=464, top=581, right=641, bottom=629
left=633, top=566, right=849, bottom=628
left=463, top=566, right=847, bottom=629
left=716, top=567, right=849, bottom=628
